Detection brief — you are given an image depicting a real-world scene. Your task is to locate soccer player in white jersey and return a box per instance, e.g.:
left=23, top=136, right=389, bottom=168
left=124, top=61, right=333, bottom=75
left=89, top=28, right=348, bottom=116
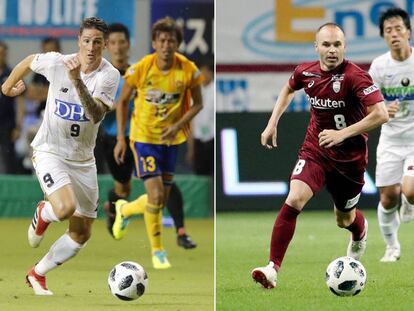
left=369, top=7, right=414, bottom=263
left=1, top=17, right=120, bottom=295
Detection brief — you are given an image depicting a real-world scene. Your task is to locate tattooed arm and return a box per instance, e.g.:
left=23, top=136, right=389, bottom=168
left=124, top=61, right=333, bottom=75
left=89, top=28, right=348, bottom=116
left=64, top=54, right=108, bottom=123
left=72, top=78, right=108, bottom=123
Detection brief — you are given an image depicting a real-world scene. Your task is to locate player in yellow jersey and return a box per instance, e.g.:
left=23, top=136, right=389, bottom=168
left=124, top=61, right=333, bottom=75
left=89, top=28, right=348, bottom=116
left=113, top=17, right=203, bottom=269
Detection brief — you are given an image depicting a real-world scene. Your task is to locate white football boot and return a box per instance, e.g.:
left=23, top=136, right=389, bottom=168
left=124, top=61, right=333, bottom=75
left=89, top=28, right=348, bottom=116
left=251, top=262, right=277, bottom=289
left=347, top=219, right=368, bottom=260
left=26, top=267, right=53, bottom=295
left=380, top=244, right=401, bottom=263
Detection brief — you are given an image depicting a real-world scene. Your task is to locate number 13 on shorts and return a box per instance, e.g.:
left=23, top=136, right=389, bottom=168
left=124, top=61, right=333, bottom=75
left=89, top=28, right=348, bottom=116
left=292, top=159, right=306, bottom=175
left=140, top=156, right=156, bottom=173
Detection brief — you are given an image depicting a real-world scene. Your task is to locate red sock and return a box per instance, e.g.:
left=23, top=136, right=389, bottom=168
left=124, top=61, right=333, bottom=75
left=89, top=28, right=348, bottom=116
left=346, top=209, right=366, bottom=241
left=269, top=203, right=301, bottom=271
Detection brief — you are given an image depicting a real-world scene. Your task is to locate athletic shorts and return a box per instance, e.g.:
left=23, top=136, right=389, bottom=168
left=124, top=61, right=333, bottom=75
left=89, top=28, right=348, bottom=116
left=129, top=141, right=179, bottom=184
left=376, top=141, right=414, bottom=187
left=102, top=133, right=134, bottom=183
left=32, top=151, right=99, bottom=218
left=290, top=155, right=364, bottom=211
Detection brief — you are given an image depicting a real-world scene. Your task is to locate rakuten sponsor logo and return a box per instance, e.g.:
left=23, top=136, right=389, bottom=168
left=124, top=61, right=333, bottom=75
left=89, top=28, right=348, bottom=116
left=307, top=95, right=345, bottom=109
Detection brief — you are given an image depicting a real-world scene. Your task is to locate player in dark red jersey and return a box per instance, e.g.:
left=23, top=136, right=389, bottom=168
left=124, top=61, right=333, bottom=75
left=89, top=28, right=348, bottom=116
left=251, top=22, right=389, bottom=289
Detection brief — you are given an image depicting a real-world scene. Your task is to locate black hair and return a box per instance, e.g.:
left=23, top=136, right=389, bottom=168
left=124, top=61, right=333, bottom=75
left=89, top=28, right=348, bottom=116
left=41, top=37, right=61, bottom=51
left=108, top=23, right=130, bottom=42
left=379, top=7, right=411, bottom=37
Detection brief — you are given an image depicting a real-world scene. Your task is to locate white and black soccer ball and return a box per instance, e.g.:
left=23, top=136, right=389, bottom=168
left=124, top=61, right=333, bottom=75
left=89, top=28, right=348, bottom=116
left=108, top=261, right=148, bottom=301
left=325, top=256, right=366, bottom=297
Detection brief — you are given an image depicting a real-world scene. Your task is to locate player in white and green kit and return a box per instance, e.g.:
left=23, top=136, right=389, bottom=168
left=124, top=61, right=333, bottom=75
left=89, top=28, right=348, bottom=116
left=369, top=7, right=414, bottom=262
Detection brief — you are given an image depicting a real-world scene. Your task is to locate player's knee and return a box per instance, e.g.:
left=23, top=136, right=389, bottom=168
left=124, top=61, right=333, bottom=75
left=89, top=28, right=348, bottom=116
left=380, top=187, right=400, bottom=208
left=336, top=219, right=346, bottom=228
left=285, top=194, right=307, bottom=210
left=53, top=201, right=77, bottom=220
left=148, top=191, right=164, bottom=206
left=380, top=195, right=399, bottom=209
left=69, top=230, right=91, bottom=244
left=336, top=215, right=353, bottom=228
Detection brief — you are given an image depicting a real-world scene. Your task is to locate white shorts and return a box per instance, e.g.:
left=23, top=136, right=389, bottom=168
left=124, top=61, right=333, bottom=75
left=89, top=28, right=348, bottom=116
left=375, top=141, right=414, bottom=187
left=32, top=151, right=99, bottom=218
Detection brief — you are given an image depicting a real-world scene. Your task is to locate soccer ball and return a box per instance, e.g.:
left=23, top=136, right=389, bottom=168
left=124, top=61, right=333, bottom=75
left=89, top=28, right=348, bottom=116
left=108, top=261, right=148, bottom=301
left=325, top=256, right=366, bottom=296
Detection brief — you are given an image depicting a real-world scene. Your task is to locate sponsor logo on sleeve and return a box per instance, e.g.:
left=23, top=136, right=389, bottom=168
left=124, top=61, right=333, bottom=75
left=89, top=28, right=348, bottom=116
left=302, top=71, right=321, bottom=78
left=100, top=91, right=114, bottom=103
left=363, top=84, right=379, bottom=95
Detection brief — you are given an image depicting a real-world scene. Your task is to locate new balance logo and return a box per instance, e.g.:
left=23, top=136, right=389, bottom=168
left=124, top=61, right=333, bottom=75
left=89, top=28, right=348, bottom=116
left=60, top=87, right=68, bottom=93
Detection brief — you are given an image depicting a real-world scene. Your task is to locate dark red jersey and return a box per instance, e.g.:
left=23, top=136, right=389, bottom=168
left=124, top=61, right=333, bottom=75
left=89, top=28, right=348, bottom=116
left=288, top=60, right=384, bottom=175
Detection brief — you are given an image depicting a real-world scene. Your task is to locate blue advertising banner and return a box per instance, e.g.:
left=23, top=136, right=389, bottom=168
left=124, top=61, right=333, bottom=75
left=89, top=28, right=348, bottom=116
left=0, top=0, right=135, bottom=38
left=151, top=0, right=214, bottom=64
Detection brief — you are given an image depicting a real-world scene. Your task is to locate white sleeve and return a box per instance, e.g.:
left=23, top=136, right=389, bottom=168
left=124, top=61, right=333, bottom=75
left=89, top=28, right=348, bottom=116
left=30, top=52, right=62, bottom=81
left=368, top=61, right=381, bottom=87
left=94, top=69, right=120, bottom=109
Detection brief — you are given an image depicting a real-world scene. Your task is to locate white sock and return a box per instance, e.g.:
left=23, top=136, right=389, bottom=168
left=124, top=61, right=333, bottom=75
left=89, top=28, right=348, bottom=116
left=377, top=202, right=400, bottom=247
left=40, top=201, right=60, bottom=222
left=402, top=193, right=414, bottom=208
left=35, top=233, right=83, bottom=276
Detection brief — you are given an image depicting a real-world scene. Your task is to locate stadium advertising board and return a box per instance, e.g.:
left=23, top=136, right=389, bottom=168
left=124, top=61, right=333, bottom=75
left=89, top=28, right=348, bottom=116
left=151, top=0, right=214, bottom=64
left=217, top=112, right=380, bottom=212
left=217, top=0, right=412, bottom=63
left=0, top=0, right=135, bottom=38
left=216, top=71, right=313, bottom=112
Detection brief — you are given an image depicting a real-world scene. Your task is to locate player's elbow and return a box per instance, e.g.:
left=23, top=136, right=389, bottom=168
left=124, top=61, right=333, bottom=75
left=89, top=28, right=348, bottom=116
left=378, top=106, right=389, bottom=125
left=1, top=83, right=10, bottom=96
left=371, top=102, right=389, bottom=126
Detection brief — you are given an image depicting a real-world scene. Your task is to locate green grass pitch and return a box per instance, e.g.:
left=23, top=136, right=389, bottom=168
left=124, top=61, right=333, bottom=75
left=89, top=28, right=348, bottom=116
left=217, top=210, right=414, bottom=311
left=0, top=217, right=213, bottom=311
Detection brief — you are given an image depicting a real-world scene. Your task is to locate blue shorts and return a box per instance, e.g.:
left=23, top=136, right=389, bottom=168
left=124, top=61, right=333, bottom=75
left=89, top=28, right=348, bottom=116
left=130, top=141, right=179, bottom=184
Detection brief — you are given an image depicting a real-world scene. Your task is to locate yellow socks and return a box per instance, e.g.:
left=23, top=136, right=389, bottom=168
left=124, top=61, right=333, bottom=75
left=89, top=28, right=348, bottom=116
left=144, top=202, right=163, bottom=253
left=121, top=194, right=148, bottom=218
left=121, top=195, right=164, bottom=253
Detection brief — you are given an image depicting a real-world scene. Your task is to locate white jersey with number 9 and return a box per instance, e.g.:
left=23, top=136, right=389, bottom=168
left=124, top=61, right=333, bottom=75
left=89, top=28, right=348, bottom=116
left=30, top=52, right=120, bottom=161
